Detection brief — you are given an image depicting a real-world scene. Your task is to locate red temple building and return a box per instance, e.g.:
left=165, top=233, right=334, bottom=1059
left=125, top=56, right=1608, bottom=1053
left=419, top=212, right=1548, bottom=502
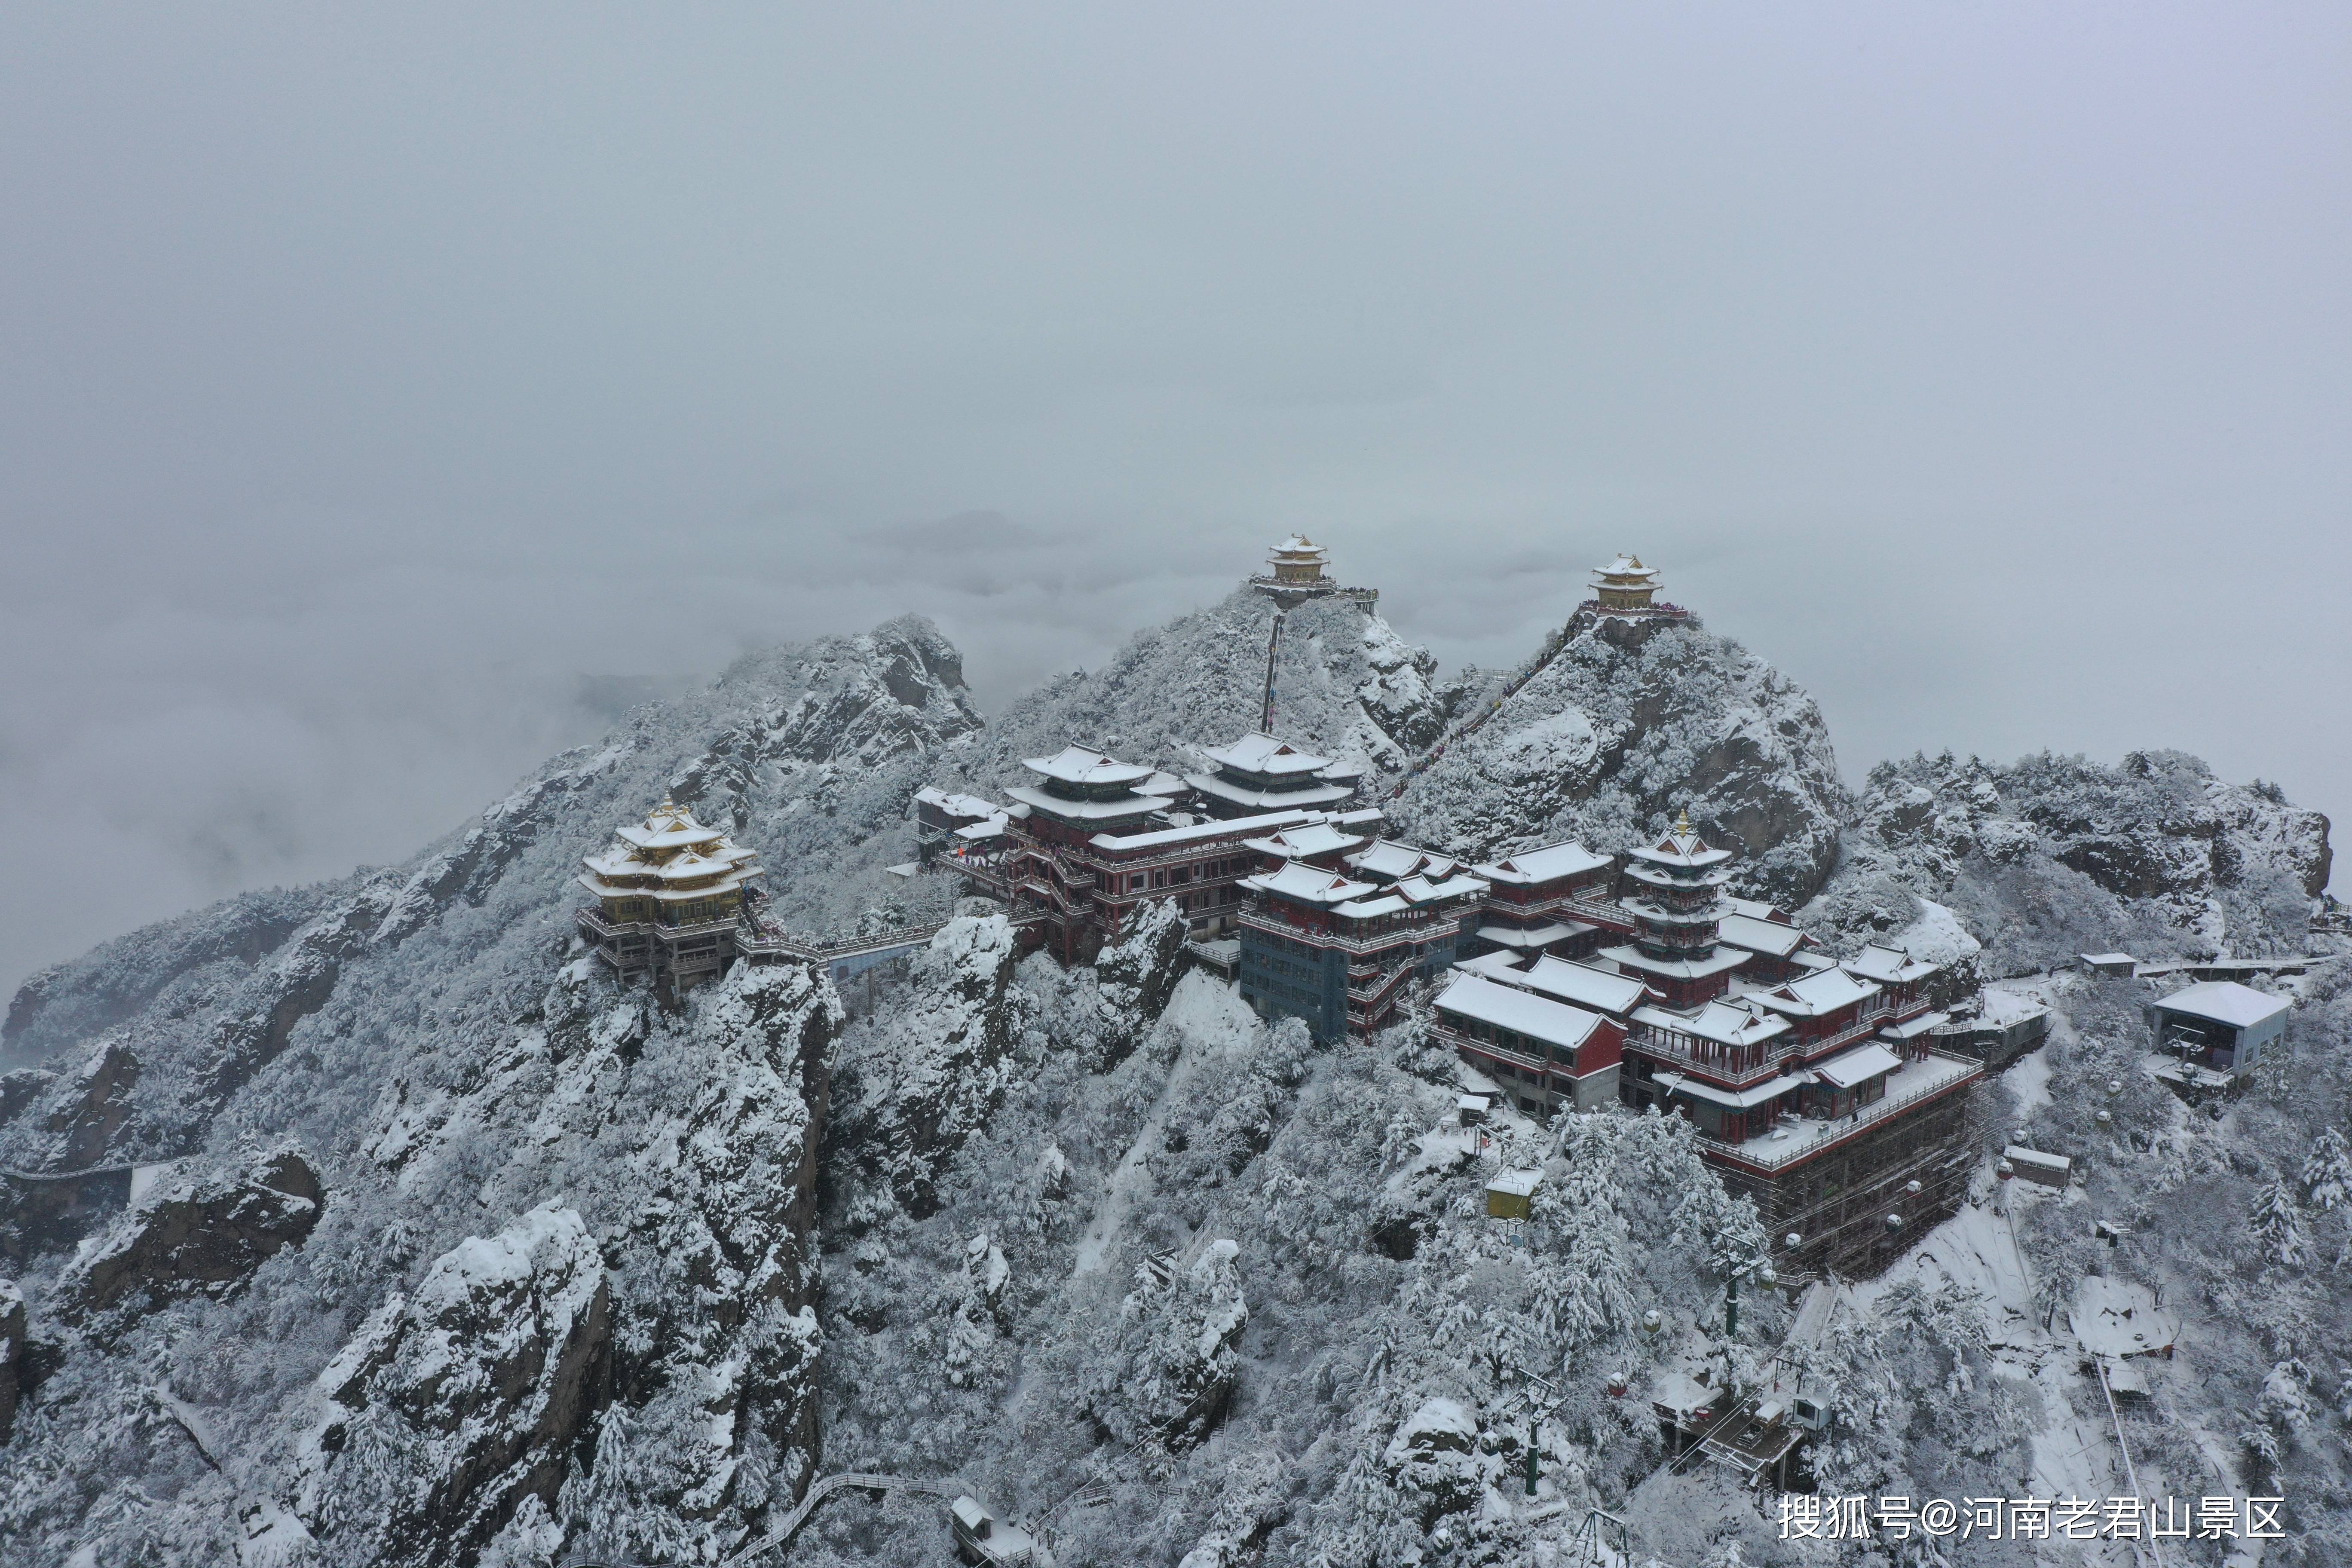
left=1436, top=809, right=1983, bottom=1275
left=949, top=741, right=1377, bottom=962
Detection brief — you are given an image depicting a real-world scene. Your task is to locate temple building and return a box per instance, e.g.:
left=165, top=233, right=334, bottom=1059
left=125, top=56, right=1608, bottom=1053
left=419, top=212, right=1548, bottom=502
left=1467, top=842, right=1616, bottom=961
left=1237, top=855, right=1488, bottom=1042
left=576, top=800, right=763, bottom=992
left=1247, top=535, right=1381, bottom=609
left=1580, top=554, right=1689, bottom=622
left=1434, top=971, right=1626, bottom=1115
left=948, top=741, right=1376, bottom=962
left=913, top=787, right=1009, bottom=864
left=1599, top=814, right=1750, bottom=1007
left=1440, top=809, right=1983, bottom=1277
left=1185, top=732, right=1364, bottom=818
left=1715, top=898, right=1833, bottom=985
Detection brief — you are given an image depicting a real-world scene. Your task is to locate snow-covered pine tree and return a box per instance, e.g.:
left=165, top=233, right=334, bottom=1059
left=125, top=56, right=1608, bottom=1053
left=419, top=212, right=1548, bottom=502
left=2304, top=1125, right=2352, bottom=1210
left=2251, top=1178, right=2309, bottom=1267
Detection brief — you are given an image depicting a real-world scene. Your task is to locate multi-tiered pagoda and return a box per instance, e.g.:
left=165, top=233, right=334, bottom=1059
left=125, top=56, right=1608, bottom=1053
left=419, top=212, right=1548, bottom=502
left=1600, top=812, right=1749, bottom=1007
left=1583, top=554, right=1689, bottom=621
left=576, top=800, right=763, bottom=992
left=1249, top=535, right=1380, bottom=609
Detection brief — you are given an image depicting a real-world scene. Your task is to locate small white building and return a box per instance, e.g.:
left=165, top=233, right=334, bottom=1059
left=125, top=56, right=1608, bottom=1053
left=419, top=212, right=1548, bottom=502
left=2146, top=980, right=2289, bottom=1080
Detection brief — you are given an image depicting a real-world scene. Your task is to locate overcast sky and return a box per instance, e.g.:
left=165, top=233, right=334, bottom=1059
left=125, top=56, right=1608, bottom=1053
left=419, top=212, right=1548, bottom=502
left=4, top=3, right=2348, bottom=997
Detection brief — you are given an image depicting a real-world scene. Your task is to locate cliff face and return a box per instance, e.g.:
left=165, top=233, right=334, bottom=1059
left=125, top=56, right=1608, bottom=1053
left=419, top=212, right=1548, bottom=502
left=0, top=619, right=958, bottom=1566
left=1808, top=747, right=2329, bottom=973
left=1389, top=615, right=1850, bottom=907
left=956, top=587, right=1466, bottom=791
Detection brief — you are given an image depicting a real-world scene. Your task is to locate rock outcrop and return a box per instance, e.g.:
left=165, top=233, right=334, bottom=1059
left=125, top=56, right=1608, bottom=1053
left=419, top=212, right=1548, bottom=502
left=964, top=587, right=1463, bottom=790
left=1810, top=748, right=2329, bottom=972
left=58, top=1150, right=322, bottom=1318
left=1390, top=615, right=1850, bottom=906
left=299, top=1204, right=611, bottom=1565
left=0, top=1278, right=24, bottom=1445
left=850, top=916, right=1027, bottom=1217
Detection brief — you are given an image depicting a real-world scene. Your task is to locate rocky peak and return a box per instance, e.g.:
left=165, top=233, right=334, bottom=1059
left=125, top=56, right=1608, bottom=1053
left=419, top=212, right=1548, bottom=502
left=1388, top=613, right=1850, bottom=906
left=1810, top=746, right=2330, bottom=972
left=955, top=587, right=1463, bottom=792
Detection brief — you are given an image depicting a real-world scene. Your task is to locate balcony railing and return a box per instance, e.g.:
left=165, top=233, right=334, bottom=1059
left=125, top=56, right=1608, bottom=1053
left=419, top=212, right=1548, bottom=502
left=1626, top=1030, right=1788, bottom=1089
left=1238, top=909, right=1450, bottom=957
left=1436, top=1023, right=1569, bottom=1081
left=1694, top=1051, right=1982, bottom=1173
left=1631, top=1006, right=1899, bottom=1089
left=577, top=908, right=741, bottom=943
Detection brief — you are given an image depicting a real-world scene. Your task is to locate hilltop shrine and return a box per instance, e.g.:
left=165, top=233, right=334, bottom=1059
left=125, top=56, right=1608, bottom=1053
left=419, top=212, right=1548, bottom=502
left=1580, top=553, right=1690, bottom=623
left=576, top=800, right=763, bottom=992
left=1248, top=535, right=1381, bottom=609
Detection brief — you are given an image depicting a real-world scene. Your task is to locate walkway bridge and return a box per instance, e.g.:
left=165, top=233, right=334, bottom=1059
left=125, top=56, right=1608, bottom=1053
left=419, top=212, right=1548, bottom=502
left=745, top=922, right=950, bottom=983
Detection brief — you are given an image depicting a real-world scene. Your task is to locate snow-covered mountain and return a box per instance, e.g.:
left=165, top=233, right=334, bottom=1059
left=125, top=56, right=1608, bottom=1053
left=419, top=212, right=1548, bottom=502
left=939, top=587, right=1465, bottom=796
left=1387, top=614, right=1849, bottom=908
left=1807, top=747, right=2330, bottom=975
left=2, top=576, right=2344, bottom=1567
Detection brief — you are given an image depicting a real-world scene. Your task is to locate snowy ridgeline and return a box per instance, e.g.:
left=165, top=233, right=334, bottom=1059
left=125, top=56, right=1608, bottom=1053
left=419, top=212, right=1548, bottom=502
left=1807, top=748, right=2332, bottom=975
left=0, top=582, right=2346, bottom=1565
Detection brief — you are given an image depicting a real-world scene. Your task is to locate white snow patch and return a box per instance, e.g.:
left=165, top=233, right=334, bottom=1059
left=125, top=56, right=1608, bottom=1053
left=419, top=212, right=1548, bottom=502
left=1071, top=971, right=1256, bottom=1277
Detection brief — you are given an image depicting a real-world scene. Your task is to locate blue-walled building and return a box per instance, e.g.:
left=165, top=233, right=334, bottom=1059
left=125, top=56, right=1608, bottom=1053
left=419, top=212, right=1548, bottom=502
left=1236, top=851, right=1487, bottom=1042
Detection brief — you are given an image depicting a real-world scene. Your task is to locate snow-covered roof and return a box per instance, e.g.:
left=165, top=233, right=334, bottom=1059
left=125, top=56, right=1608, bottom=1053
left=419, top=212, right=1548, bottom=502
left=1486, top=1168, right=1544, bottom=1198
left=1268, top=533, right=1327, bottom=562
left=2078, top=951, right=2138, bottom=967
left=582, top=802, right=761, bottom=896
left=1004, top=783, right=1160, bottom=821
left=1333, top=893, right=1410, bottom=919
left=1844, top=942, right=1939, bottom=986
left=1749, top=967, right=1883, bottom=1019
left=1472, top=922, right=1595, bottom=950
left=1455, top=949, right=1533, bottom=981
left=952, top=818, right=1008, bottom=842
left=1241, top=821, right=1366, bottom=861
left=1436, top=972, right=1609, bottom=1050
left=1631, top=997, right=1791, bottom=1048
left=1347, top=839, right=1464, bottom=882
left=2069, top=1276, right=2180, bottom=1360
left=1811, top=1041, right=1904, bottom=1089
left=913, top=787, right=1001, bottom=821
left=1601, top=943, right=1750, bottom=983
left=1021, top=744, right=1154, bottom=787
left=1184, top=772, right=1358, bottom=812
left=1879, top=1008, right=1950, bottom=1041
left=1137, top=770, right=1189, bottom=797
left=1244, top=861, right=1378, bottom=906
left=1474, top=842, right=1611, bottom=886
left=2150, top=980, right=2291, bottom=1031
left=1590, top=553, right=1658, bottom=584
left=614, top=800, right=727, bottom=851
left=1655, top=1069, right=1806, bottom=1111
left=1724, top=896, right=1785, bottom=921
left=1624, top=813, right=1733, bottom=872
left=1487, top=955, right=1652, bottom=1017
left=1202, top=731, right=1332, bottom=777
left=1096, top=807, right=1313, bottom=852
left=1393, top=872, right=1489, bottom=904
left=1717, top=913, right=1812, bottom=960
